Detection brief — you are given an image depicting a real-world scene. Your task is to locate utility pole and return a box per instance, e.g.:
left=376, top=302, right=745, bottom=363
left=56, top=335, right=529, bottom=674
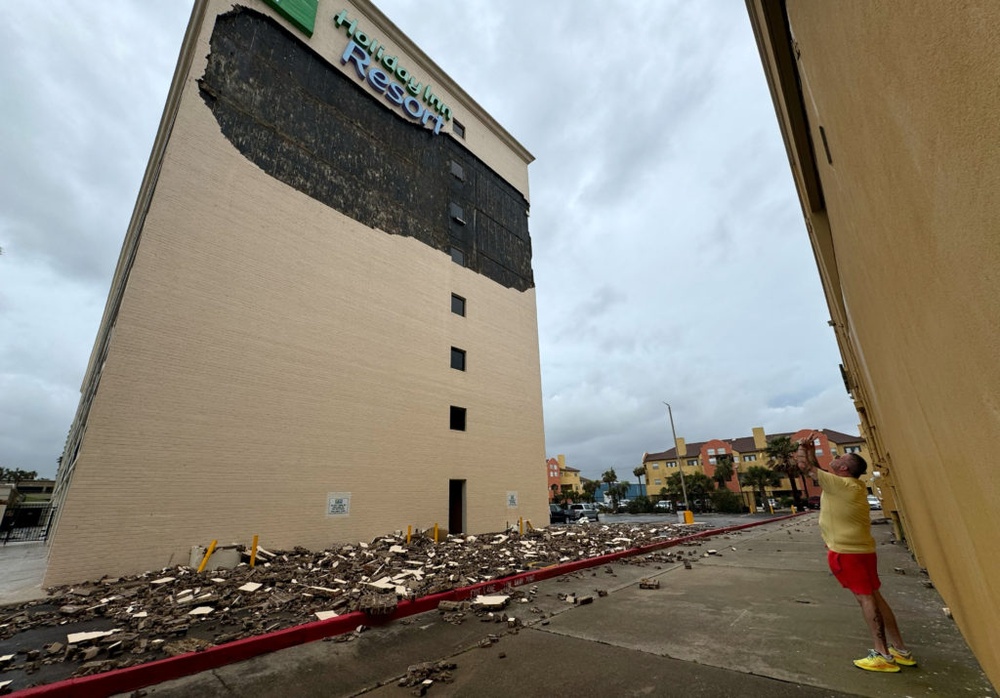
left=663, top=402, right=690, bottom=511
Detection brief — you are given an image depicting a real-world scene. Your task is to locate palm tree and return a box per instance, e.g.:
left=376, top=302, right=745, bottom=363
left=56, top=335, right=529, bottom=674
left=712, top=454, right=735, bottom=491
left=633, top=465, right=647, bottom=496
left=766, top=436, right=804, bottom=510
left=601, top=468, right=619, bottom=509
left=743, top=465, right=781, bottom=511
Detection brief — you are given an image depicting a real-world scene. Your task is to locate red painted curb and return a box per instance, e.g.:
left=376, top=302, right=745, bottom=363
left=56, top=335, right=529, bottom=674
left=10, top=513, right=804, bottom=697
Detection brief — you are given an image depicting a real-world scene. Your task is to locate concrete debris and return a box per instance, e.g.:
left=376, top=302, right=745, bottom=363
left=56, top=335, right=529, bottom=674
left=0, top=520, right=709, bottom=690
left=471, top=595, right=509, bottom=610
left=398, top=660, right=457, bottom=694
left=638, top=579, right=660, bottom=590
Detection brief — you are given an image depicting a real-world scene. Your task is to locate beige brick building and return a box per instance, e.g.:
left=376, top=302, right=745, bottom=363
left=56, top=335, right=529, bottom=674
left=45, top=0, right=546, bottom=586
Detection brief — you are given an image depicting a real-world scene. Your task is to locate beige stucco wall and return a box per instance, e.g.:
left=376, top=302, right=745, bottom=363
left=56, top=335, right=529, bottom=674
left=748, top=0, right=1000, bottom=685
left=45, top=0, right=546, bottom=586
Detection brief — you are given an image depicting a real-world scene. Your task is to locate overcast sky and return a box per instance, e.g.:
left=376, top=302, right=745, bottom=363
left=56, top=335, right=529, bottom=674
left=0, top=1, right=858, bottom=482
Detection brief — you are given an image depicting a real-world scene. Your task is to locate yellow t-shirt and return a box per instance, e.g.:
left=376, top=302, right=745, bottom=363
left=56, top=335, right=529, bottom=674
left=816, top=468, right=875, bottom=553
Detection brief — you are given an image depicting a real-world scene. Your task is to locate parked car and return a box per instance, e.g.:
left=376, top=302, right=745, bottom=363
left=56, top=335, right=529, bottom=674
left=655, top=500, right=673, bottom=512
left=567, top=503, right=599, bottom=522
left=806, top=496, right=821, bottom=510
left=867, top=494, right=882, bottom=510
left=549, top=504, right=569, bottom=524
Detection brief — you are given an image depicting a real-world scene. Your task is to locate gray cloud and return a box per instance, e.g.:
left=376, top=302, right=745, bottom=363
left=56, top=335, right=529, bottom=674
left=0, top=1, right=859, bottom=481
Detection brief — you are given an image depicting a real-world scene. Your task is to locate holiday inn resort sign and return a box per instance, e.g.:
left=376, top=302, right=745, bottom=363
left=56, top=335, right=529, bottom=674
left=263, top=0, right=454, bottom=135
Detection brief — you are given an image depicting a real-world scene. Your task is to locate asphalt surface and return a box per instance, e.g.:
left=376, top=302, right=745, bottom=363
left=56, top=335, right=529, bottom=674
left=92, top=513, right=995, bottom=698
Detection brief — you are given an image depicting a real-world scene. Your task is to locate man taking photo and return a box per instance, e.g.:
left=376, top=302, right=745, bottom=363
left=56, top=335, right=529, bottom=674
left=796, top=433, right=916, bottom=673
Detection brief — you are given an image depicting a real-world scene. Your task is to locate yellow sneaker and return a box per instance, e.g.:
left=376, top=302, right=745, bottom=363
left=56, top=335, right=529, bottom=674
left=889, top=646, right=917, bottom=667
left=853, top=649, right=901, bottom=673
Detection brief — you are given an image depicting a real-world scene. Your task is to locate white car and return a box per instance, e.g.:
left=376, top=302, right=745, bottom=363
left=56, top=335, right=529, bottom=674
left=655, top=500, right=673, bottom=511
left=867, top=494, right=882, bottom=510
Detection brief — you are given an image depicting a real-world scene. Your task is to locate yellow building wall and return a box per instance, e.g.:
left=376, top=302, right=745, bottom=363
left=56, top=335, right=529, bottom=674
left=748, top=0, right=1000, bottom=684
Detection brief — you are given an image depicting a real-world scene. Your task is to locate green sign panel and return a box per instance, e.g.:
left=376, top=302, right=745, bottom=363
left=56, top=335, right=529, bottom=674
left=262, top=0, right=318, bottom=37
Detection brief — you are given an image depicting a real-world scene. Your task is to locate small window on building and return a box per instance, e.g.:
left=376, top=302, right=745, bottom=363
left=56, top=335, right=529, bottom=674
left=450, top=160, right=465, bottom=181
left=733, top=455, right=740, bottom=461
left=450, top=406, right=467, bottom=431
left=451, top=294, right=466, bottom=316
left=451, top=347, right=466, bottom=371
left=453, top=119, right=466, bottom=138
left=449, top=203, right=466, bottom=225
left=688, top=459, right=698, bottom=466
left=450, top=247, right=465, bottom=266
left=708, top=448, right=716, bottom=455
left=667, top=461, right=676, bottom=467
left=816, top=449, right=824, bottom=456
left=651, top=463, right=659, bottom=469
left=709, top=457, right=716, bottom=465
left=654, top=479, right=662, bottom=486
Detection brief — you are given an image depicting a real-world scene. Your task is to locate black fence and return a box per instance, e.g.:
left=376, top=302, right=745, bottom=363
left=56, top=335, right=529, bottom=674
left=1, top=501, right=56, bottom=544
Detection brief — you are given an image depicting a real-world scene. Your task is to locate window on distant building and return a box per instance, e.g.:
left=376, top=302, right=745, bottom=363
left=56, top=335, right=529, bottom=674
left=451, top=294, right=466, bottom=316
left=449, top=203, right=466, bottom=225
left=450, top=406, right=466, bottom=431
left=453, top=119, right=466, bottom=138
left=652, top=463, right=659, bottom=469
left=816, top=449, right=823, bottom=456
left=708, top=448, right=716, bottom=455
left=450, top=247, right=465, bottom=266
left=654, top=479, right=661, bottom=486
left=450, top=160, right=465, bottom=181
left=451, top=347, right=466, bottom=371
left=709, top=457, right=716, bottom=465
left=667, top=461, right=677, bottom=468
left=687, top=459, right=698, bottom=466
left=744, top=454, right=757, bottom=462
left=733, top=455, right=740, bottom=461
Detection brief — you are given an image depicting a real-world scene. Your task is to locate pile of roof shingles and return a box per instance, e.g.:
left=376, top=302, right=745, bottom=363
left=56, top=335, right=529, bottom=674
left=0, top=520, right=709, bottom=687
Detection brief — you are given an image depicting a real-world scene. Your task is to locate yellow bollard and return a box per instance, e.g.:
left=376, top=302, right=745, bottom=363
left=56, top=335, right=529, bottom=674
left=197, top=540, right=218, bottom=573
left=434, top=523, right=439, bottom=544
left=407, top=525, right=412, bottom=545
left=684, top=510, right=694, bottom=525
left=250, top=534, right=258, bottom=568
left=519, top=517, right=523, bottom=535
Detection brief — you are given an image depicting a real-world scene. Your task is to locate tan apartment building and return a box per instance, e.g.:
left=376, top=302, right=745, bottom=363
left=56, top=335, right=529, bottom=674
left=747, top=0, right=1000, bottom=685
left=45, top=0, right=546, bottom=586
left=643, top=427, right=870, bottom=510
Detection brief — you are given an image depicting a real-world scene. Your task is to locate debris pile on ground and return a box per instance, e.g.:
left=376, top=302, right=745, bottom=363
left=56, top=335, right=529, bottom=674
left=0, top=520, right=710, bottom=689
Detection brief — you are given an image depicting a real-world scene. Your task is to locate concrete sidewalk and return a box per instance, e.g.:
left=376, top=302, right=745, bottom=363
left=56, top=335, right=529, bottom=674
left=122, top=514, right=995, bottom=698
left=0, top=541, right=47, bottom=607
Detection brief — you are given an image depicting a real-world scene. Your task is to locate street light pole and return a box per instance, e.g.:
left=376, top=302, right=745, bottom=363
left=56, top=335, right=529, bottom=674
left=663, top=402, right=690, bottom=511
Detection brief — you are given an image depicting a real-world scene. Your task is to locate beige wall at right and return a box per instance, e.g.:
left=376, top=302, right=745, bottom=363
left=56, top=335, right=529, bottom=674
left=756, top=0, right=1000, bottom=685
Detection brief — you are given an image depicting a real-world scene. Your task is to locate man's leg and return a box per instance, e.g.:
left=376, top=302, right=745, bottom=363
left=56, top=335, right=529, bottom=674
left=854, top=592, right=889, bottom=656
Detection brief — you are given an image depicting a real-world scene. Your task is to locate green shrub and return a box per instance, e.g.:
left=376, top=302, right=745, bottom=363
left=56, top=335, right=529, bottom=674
left=710, top=490, right=743, bottom=514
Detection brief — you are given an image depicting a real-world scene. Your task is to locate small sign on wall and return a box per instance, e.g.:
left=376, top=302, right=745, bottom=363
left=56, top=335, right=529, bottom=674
left=506, top=491, right=519, bottom=508
left=327, top=492, right=351, bottom=516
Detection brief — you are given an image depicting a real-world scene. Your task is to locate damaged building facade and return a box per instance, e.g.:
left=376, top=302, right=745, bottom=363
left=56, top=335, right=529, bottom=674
left=45, top=0, right=546, bottom=586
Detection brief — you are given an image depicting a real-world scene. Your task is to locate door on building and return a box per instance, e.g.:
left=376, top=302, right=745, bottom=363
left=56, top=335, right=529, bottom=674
left=449, top=479, right=466, bottom=535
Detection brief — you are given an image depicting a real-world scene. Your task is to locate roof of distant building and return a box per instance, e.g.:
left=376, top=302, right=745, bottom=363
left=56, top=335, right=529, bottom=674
left=643, top=428, right=863, bottom=462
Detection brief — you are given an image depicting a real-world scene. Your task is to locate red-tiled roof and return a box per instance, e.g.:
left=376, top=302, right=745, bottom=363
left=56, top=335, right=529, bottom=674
left=643, top=428, right=862, bottom=462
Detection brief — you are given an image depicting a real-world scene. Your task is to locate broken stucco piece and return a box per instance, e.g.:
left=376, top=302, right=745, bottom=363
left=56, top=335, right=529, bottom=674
left=314, top=611, right=339, bottom=621
left=238, top=582, right=262, bottom=592
left=472, top=595, right=510, bottom=610
left=67, top=629, right=120, bottom=644
left=188, top=607, right=213, bottom=616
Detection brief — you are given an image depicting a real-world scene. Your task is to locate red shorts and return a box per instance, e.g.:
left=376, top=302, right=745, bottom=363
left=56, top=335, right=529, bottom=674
left=828, top=550, right=881, bottom=595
